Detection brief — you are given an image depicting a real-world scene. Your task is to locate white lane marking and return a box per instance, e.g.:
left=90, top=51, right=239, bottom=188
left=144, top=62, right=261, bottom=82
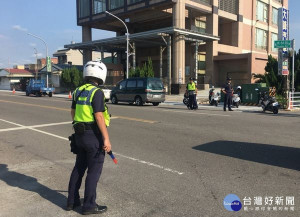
left=0, top=126, right=27, bottom=132
left=28, top=121, right=71, bottom=128
left=114, top=153, right=184, bottom=175
left=0, top=119, right=24, bottom=127
left=0, top=120, right=119, bottom=132
left=30, top=128, right=69, bottom=141
left=0, top=120, right=71, bottom=132
left=0, top=119, right=184, bottom=176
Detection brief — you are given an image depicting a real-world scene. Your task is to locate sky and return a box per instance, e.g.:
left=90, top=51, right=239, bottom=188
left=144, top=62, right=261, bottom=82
left=0, top=0, right=300, bottom=69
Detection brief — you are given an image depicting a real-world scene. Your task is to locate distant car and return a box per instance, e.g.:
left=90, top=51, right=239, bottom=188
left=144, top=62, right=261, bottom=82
left=99, top=85, right=113, bottom=102
left=110, top=77, right=165, bottom=106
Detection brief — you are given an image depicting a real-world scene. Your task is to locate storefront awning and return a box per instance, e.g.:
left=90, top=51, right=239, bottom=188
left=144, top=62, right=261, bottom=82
left=64, top=27, right=220, bottom=53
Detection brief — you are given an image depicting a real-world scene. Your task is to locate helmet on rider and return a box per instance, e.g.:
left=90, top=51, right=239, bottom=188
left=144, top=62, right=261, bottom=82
left=237, top=86, right=241, bottom=90
left=83, top=60, right=107, bottom=85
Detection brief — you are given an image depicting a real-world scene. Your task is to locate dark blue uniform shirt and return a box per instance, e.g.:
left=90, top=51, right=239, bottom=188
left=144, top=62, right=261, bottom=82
left=224, top=83, right=233, bottom=95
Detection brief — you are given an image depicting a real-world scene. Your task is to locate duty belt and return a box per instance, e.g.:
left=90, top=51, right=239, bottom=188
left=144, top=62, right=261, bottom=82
left=73, top=122, right=97, bottom=135
left=83, top=123, right=97, bottom=130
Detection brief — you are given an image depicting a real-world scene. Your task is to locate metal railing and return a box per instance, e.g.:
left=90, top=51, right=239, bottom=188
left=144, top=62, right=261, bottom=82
left=289, top=92, right=300, bottom=109
left=218, top=0, right=239, bottom=15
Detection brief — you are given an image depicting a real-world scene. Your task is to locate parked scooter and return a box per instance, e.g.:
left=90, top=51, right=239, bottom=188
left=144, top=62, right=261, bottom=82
left=256, top=89, right=280, bottom=114
left=232, top=94, right=241, bottom=108
left=209, top=86, right=220, bottom=106
left=232, top=86, right=242, bottom=108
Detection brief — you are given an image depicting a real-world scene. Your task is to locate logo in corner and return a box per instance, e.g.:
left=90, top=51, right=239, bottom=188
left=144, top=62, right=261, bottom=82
left=224, top=194, right=242, bottom=212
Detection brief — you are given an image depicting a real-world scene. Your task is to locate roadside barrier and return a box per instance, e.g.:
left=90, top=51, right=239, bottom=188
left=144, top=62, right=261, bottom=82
left=288, top=92, right=300, bottom=110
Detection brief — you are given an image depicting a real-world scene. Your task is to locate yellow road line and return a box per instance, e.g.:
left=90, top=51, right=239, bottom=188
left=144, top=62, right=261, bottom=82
left=0, top=99, right=69, bottom=111
left=114, top=116, right=157, bottom=124
left=0, top=99, right=157, bottom=124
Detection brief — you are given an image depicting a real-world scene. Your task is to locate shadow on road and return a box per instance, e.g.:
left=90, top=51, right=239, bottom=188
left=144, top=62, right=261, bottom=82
left=0, top=164, right=78, bottom=212
left=193, top=141, right=300, bottom=171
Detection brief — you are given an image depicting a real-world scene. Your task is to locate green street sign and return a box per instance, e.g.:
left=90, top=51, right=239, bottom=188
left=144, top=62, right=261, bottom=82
left=46, top=56, right=51, bottom=72
left=274, top=40, right=291, bottom=48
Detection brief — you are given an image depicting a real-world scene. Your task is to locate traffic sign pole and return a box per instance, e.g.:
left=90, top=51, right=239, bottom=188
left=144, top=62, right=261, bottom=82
left=292, top=39, right=295, bottom=92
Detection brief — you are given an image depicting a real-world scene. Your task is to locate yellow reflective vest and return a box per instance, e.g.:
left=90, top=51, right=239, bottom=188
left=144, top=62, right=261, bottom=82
left=73, top=84, right=110, bottom=127
left=187, top=82, right=196, bottom=91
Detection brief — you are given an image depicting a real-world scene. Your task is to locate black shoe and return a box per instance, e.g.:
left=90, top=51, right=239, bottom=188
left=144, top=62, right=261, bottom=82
left=82, top=205, right=107, bottom=215
left=223, top=108, right=226, bottom=111
left=66, top=202, right=81, bottom=211
left=229, top=109, right=233, bottom=111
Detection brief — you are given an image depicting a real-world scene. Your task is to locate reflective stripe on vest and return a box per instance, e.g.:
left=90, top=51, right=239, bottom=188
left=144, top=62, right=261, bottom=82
left=74, top=84, right=110, bottom=127
left=187, top=82, right=196, bottom=91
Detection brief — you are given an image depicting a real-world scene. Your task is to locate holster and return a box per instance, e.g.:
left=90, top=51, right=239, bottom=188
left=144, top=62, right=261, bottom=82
left=73, top=122, right=85, bottom=135
left=68, top=134, right=78, bottom=154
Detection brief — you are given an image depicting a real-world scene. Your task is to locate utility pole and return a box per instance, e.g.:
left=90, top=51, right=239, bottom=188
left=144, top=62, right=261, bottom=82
left=292, top=39, right=295, bottom=92
left=105, top=11, right=129, bottom=79
left=34, top=48, right=38, bottom=80
left=27, top=33, right=49, bottom=88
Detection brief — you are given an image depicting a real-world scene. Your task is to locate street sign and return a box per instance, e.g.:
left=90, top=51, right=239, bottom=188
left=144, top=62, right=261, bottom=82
left=278, top=8, right=289, bottom=75
left=46, top=56, right=51, bottom=72
left=274, top=40, right=291, bottom=48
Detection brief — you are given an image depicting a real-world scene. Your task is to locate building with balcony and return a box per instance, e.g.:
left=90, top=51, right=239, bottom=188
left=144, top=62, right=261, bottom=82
left=65, top=0, right=288, bottom=93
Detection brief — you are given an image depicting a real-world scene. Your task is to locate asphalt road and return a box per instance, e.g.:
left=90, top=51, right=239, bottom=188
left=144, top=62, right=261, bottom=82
left=0, top=92, right=299, bottom=217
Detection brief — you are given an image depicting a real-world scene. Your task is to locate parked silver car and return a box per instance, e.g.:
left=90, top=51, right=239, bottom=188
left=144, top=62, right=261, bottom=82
left=110, top=78, right=165, bottom=106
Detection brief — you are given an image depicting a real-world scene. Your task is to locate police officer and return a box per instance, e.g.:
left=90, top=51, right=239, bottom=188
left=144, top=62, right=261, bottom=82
left=222, top=77, right=234, bottom=111
left=67, top=60, right=111, bottom=215
left=186, top=77, right=198, bottom=110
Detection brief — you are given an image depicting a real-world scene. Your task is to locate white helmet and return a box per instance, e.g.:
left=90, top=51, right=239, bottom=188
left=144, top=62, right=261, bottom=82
left=237, top=86, right=241, bottom=89
left=83, top=60, right=107, bottom=84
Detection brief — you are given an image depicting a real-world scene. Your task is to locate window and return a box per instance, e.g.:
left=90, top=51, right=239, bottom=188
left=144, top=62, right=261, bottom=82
left=109, top=0, right=124, bottom=9
left=148, top=80, right=163, bottom=90
left=94, top=0, right=106, bottom=14
left=271, top=33, right=278, bottom=52
left=137, top=80, right=144, bottom=88
left=79, top=0, right=90, bottom=18
left=195, top=19, right=206, bottom=33
left=272, top=7, right=278, bottom=25
left=257, top=1, right=268, bottom=23
left=126, top=80, right=137, bottom=88
left=119, top=80, right=126, bottom=90
left=256, top=28, right=268, bottom=50
left=197, top=53, right=206, bottom=75
left=128, top=0, right=143, bottom=5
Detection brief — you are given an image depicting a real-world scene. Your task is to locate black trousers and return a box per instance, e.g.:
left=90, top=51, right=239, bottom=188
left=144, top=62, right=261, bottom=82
left=224, top=94, right=232, bottom=109
left=189, top=94, right=198, bottom=109
left=68, top=130, right=105, bottom=211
